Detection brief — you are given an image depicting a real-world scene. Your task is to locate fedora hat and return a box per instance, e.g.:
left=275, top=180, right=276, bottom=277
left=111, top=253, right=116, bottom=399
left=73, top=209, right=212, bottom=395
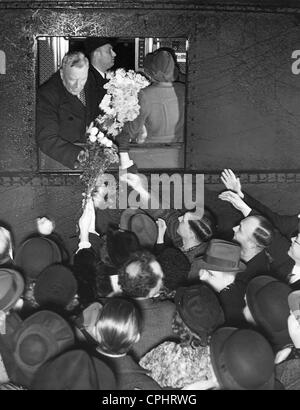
left=15, top=237, right=62, bottom=280
left=84, top=37, right=115, bottom=55
left=120, top=209, right=158, bottom=249
left=175, top=284, right=225, bottom=343
left=210, top=327, right=275, bottom=390
left=189, top=239, right=246, bottom=279
left=0, top=268, right=24, bottom=313
left=11, top=310, right=74, bottom=387
left=246, top=276, right=291, bottom=351
left=34, top=264, right=78, bottom=308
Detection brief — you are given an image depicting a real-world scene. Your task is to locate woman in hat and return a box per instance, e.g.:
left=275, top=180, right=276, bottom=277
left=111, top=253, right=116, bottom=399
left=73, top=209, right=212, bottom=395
left=139, top=283, right=225, bottom=389
left=120, top=171, right=216, bottom=264
left=126, top=48, right=185, bottom=144
left=243, top=276, right=293, bottom=354
left=183, top=328, right=281, bottom=390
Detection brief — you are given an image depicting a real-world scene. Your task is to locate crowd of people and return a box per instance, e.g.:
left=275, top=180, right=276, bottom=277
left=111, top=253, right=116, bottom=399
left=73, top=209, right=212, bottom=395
left=12, top=38, right=300, bottom=390
left=1, top=157, right=300, bottom=390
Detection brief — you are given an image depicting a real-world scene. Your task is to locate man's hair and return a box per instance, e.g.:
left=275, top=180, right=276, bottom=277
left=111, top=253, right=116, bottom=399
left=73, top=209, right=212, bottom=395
left=118, top=250, right=162, bottom=298
left=61, top=51, right=89, bottom=70
left=0, top=227, right=12, bottom=263
left=95, top=298, right=141, bottom=355
left=188, top=209, right=216, bottom=243
left=252, top=215, right=274, bottom=249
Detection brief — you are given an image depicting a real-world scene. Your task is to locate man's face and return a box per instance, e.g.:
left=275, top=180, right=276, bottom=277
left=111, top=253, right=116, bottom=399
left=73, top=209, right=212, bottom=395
left=288, top=234, right=300, bottom=263
left=199, top=269, right=234, bottom=293
left=93, top=44, right=116, bottom=71
left=233, top=216, right=259, bottom=248
left=61, top=64, right=88, bottom=96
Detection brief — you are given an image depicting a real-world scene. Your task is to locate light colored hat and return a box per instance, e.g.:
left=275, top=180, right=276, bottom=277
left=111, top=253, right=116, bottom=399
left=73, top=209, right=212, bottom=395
left=144, top=49, right=178, bottom=82
left=0, top=268, right=24, bottom=312
left=120, top=208, right=158, bottom=249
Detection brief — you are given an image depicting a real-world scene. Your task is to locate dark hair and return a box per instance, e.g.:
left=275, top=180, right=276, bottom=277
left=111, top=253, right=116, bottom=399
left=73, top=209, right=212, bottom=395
left=188, top=209, right=216, bottom=243
left=106, top=226, right=140, bottom=267
left=61, top=51, right=88, bottom=69
left=95, top=298, right=141, bottom=355
left=252, top=216, right=274, bottom=249
left=118, top=250, right=163, bottom=298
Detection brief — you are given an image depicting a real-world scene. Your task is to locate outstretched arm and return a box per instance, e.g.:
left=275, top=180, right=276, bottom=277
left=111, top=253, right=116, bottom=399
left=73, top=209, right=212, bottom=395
left=220, top=169, right=299, bottom=238
left=218, top=191, right=252, bottom=217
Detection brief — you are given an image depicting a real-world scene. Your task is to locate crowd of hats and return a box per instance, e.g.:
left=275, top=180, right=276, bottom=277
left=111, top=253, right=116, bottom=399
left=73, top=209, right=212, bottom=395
left=0, top=205, right=299, bottom=391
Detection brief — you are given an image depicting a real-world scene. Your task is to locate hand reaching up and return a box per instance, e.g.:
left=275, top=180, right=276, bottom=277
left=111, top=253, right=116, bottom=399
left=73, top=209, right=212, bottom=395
left=156, top=218, right=167, bottom=244
left=78, top=198, right=96, bottom=236
left=218, top=191, right=252, bottom=217
left=221, top=169, right=244, bottom=198
left=120, top=172, right=149, bottom=199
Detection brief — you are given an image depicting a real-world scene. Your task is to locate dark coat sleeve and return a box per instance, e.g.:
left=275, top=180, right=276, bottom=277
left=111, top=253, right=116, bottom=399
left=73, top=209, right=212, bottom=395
left=36, top=85, right=82, bottom=169
left=72, top=234, right=104, bottom=306
left=244, top=192, right=298, bottom=239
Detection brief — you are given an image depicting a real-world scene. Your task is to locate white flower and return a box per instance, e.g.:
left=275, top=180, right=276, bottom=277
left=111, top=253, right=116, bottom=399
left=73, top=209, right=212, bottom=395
left=101, top=137, right=113, bottom=147
left=89, top=134, right=97, bottom=143
left=89, top=127, right=99, bottom=137
left=97, top=131, right=105, bottom=142
left=105, top=139, right=113, bottom=147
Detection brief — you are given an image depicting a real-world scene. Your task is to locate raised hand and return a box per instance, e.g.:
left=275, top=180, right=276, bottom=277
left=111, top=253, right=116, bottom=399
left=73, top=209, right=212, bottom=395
left=156, top=218, right=167, bottom=243
left=218, top=191, right=252, bottom=217
left=78, top=198, right=96, bottom=235
left=220, top=169, right=243, bottom=198
left=120, top=172, right=146, bottom=192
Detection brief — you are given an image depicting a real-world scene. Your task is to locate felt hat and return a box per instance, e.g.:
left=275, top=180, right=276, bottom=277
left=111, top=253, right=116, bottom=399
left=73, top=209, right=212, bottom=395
left=246, top=276, right=291, bottom=351
left=106, top=227, right=140, bottom=267
left=210, top=328, right=275, bottom=390
left=15, top=237, right=62, bottom=280
left=0, top=268, right=24, bottom=312
left=34, top=264, right=78, bottom=308
left=120, top=209, right=158, bottom=249
left=32, top=349, right=116, bottom=390
left=189, top=239, right=246, bottom=278
left=157, top=247, right=191, bottom=290
left=175, top=284, right=225, bottom=343
left=84, top=37, right=115, bottom=55
left=144, top=49, right=178, bottom=82
left=11, top=310, right=74, bottom=387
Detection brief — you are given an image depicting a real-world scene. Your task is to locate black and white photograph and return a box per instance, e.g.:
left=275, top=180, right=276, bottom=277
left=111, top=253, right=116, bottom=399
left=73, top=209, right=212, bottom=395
left=0, top=0, right=300, bottom=393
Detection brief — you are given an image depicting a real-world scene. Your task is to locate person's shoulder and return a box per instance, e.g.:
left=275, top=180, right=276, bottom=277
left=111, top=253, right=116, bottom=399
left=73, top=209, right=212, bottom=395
left=37, top=71, right=64, bottom=101
left=39, top=71, right=61, bottom=90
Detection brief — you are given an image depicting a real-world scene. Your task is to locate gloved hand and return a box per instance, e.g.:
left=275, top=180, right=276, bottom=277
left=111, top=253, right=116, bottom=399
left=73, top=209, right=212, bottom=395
left=115, top=126, right=131, bottom=152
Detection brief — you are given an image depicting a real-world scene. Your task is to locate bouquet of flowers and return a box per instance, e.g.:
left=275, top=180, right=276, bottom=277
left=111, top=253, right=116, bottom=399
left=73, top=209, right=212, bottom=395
left=80, top=68, right=149, bottom=201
